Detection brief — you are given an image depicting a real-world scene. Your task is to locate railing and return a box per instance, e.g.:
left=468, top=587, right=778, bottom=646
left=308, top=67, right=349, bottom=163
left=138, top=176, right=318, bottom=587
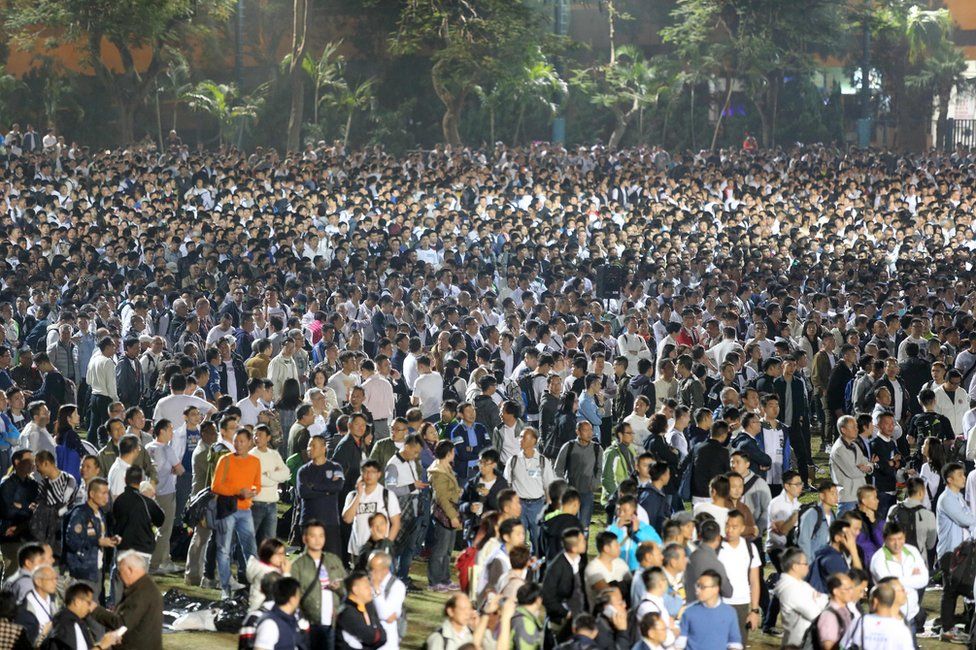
left=944, top=118, right=976, bottom=149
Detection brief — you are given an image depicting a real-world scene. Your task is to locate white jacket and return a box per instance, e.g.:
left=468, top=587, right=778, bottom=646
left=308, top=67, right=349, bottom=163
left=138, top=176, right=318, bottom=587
left=773, top=572, right=828, bottom=647
left=869, top=543, right=928, bottom=621
left=268, top=353, right=300, bottom=401
left=934, top=384, right=969, bottom=438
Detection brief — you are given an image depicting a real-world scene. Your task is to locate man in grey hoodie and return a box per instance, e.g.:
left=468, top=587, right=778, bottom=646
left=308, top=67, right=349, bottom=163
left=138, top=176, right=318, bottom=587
left=683, top=519, right=733, bottom=604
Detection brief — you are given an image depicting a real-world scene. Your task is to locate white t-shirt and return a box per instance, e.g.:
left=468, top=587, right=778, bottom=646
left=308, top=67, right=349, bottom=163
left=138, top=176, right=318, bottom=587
left=766, top=491, right=801, bottom=551
left=372, top=574, right=406, bottom=650
left=145, top=441, right=179, bottom=495
left=236, top=396, right=269, bottom=428
left=717, top=538, right=760, bottom=605
left=498, top=424, right=519, bottom=464
left=692, top=502, right=730, bottom=533
left=107, top=458, right=132, bottom=499
left=839, top=613, right=914, bottom=650
left=343, top=485, right=401, bottom=555
left=583, top=557, right=630, bottom=607
left=762, top=425, right=786, bottom=485
left=152, top=394, right=215, bottom=432
left=624, top=413, right=651, bottom=448
left=413, top=372, right=444, bottom=419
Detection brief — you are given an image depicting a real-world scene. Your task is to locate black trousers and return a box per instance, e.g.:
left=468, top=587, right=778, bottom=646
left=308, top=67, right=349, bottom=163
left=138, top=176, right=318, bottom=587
left=941, top=551, right=965, bottom=632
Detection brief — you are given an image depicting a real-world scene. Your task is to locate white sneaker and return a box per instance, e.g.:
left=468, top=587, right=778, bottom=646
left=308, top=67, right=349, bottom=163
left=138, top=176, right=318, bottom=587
left=200, top=578, right=219, bottom=590
left=156, top=562, right=180, bottom=574
left=229, top=578, right=245, bottom=591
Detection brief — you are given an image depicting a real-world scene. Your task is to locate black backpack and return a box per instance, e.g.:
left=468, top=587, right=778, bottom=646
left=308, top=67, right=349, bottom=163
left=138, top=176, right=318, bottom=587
left=518, top=371, right=541, bottom=417
left=787, top=502, right=823, bottom=548
left=799, top=606, right=848, bottom=650
left=948, top=539, right=976, bottom=599
left=889, top=503, right=924, bottom=550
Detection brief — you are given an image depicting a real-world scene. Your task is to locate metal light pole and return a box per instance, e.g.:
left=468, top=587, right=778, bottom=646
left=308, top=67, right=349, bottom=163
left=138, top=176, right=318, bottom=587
left=235, top=0, right=245, bottom=88
left=552, top=0, right=570, bottom=144
left=857, top=13, right=872, bottom=147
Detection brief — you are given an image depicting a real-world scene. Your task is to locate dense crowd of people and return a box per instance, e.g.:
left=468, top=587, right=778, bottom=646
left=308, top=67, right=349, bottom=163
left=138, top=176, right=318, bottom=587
left=0, top=132, right=973, bottom=649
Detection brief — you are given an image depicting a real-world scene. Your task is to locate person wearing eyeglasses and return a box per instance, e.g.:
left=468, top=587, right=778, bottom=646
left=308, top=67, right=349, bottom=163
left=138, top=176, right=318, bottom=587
left=771, top=547, right=829, bottom=648
left=675, top=569, right=741, bottom=650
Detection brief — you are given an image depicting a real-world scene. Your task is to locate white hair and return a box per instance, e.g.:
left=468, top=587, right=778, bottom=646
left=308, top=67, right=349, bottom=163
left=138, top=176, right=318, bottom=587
left=116, top=550, right=149, bottom=572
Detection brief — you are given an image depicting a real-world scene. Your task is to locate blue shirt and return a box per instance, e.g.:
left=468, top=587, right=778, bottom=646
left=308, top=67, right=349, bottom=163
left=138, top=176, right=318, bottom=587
left=607, top=521, right=663, bottom=572
left=678, top=600, right=742, bottom=650
left=937, top=488, right=976, bottom=557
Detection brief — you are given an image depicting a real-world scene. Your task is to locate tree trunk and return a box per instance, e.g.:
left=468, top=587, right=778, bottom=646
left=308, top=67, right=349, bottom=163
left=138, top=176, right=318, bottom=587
left=607, top=0, right=617, bottom=66
left=513, top=105, right=525, bottom=145
left=431, top=59, right=464, bottom=146
left=286, top=0, right=309, bottom=152
left=344, top=109, right=353, bottom=148
left=937, top=88, right=951, bottom=149
left=489, top=107, right=495, bottom=144
left=118, top=99, right=136, bottom=144
left=711, top=73, right=734, bottom=151
left=442, top=100, right=462, bottom=147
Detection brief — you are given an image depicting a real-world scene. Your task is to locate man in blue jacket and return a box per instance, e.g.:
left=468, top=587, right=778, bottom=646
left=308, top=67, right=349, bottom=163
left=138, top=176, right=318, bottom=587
left=64, top=477, right=117, bottom=599
left=732, top=413, right=772, bottom=479
left=449, top=402, right=491, bottom=483
left=807, top=520, right=860, bottom=593
left=0, top=449, right=39, bottom=576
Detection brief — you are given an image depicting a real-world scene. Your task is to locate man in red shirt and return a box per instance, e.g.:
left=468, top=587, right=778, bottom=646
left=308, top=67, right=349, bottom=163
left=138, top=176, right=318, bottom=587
left=211, top=428, right=262, bottom=598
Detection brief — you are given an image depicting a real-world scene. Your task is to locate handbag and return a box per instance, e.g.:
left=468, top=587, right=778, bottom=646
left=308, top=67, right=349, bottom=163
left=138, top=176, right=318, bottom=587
left=432, top=498, right=455, bottom=529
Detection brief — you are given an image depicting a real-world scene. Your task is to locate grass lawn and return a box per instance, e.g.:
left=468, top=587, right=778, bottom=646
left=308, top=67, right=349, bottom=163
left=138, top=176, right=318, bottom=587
left=157, top=439, right=960, bottom=649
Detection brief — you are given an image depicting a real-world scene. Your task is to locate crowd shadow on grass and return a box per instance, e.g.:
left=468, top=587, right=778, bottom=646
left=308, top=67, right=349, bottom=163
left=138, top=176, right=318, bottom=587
left=154, top=440, right=958, bottom=649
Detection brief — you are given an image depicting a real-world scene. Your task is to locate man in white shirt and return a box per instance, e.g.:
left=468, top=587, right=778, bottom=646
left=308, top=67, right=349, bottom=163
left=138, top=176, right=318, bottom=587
left=367, top=551, right=405, bottom=650
left=617, top=317, right=653, bottom=375
left=341, top=460, right=401, bottom=557
left=236, top=378, right=273, bottom=428
left=839, top=578, right=915, bottom=649
left=206, top=312, right=236, bottom=346
left=107, top=436, right=141, bottom=499
left=868, top=522, right=928, bottom=627
left=717, top=510, right=761, bottom=645
left=86, top=337, right=119, bottom=445
left=267, top=338, right=300, bottom=401
left=151, top=374, right=216, bottom=430
left=361, top=358, right=395, bottom=440
left=411, top=356, right=443, bottom=421
left=328, top=352, right=361, bottom=405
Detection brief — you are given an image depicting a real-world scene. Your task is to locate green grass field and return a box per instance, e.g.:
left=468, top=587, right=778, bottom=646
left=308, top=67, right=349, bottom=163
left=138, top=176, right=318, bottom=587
left=157, top=442, right=960, bottom=649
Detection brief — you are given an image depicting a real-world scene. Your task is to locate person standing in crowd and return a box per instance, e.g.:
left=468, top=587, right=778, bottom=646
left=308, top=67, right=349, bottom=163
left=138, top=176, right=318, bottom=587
left=503, top=426, right=553, bottom=553
left=677, top=569, right=742, bottom=650
left=0, top=450, right=39, bottom=575
left=367, top=551, right=405, bottom=650
left=145, top=419, right=183, bottom=574
left=249, top=424, right=290, bottom=546
left=111, top=466, right=164, bottom=598
left=830, top=415, right=872, bottom=515
left=839, top=579, right=915, bottom=648
left=291, top=519, right=347, bottom=649
left=428, top=440, right=462, bottom=592
left=64, top=477, right=116, bottom=599
left=86, top=338, right=119, bottom=445
left=773, top=546, right=829, bottom=647
left=252, top=576, right=303, bottom=650
left=555, top=421, right=603, bottom=534
left=936, top=461, right=976, bottom=642
left=210, top=428, right=261, bottom=598
left=449, top=402, right=491, bottom=483
left=297, top=434, right=346, bottom=557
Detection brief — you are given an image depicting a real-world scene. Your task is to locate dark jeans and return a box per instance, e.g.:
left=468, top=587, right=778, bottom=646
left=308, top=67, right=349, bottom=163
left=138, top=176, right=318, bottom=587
left=427, top=521, right=456, bottom=586
left=787, top=423, right=811, bottom=484
left=763, top=547, right=784, bottom=630
left=395, top=491, right=430, bottom=581
left=87, top=394, right=112, bottom=446
left=941, top=551, right=965, bottom=632
left=310, top=624, right=334, bottom=650
left=251, top=501, right=278, bottom=546
left=578, top=492, right=595, bottom=535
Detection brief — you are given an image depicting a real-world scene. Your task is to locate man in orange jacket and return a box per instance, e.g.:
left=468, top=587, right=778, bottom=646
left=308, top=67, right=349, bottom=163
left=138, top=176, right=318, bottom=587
left=211, top=428, right=262, bottom=598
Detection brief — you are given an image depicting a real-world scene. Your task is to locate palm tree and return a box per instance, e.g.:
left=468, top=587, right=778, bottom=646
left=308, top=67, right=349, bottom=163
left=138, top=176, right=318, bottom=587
left=907, top=42, right=970, bottom=148
left=324, top=77, right=376, bottom=148
left=182, top=81, right=266, bottom=147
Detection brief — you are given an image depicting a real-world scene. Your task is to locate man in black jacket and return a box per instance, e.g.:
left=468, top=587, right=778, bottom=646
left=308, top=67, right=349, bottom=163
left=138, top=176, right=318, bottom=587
left=774, top=354, right=812, bottom=487
left=872, top=357, right=911, bottom=426
left=335, top=572, right=386, bottom=650
left=113, top=467, right=165, bottom=553
left=687, top=422, right=731, bottom=502
left=870, top=412, right=901, bottom=518
left=732, top=414, right=772, bottom=479
left=899, top=342, right=931, bottom=417
left=111, top=466, right=164, bottom=603
left=0, top=450, right=39, bottom=576
left=824, top=344, right=858, bottom=450
left=541, top=527, right=588, bottom=642
left=42, top=582, right=120, bottom=650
